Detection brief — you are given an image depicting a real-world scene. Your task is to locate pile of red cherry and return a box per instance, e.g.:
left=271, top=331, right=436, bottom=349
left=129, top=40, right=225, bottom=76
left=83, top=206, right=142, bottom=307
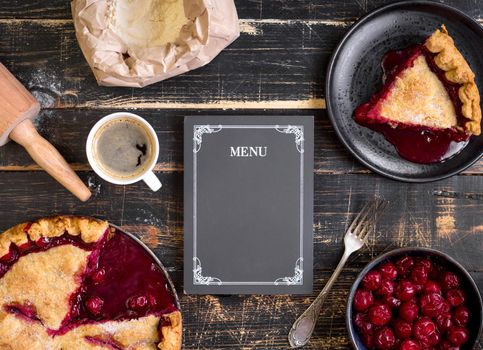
left=353, top=255, right=472, bottom=350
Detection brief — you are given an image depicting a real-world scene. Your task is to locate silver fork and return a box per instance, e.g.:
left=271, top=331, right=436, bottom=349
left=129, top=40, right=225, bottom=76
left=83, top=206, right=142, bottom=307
left=288, top=199, right=389, bottom=348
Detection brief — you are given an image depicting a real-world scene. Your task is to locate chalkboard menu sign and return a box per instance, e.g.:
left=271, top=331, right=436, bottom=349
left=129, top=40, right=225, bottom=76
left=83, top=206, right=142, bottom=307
left=184, top=116, right=313, bottom=294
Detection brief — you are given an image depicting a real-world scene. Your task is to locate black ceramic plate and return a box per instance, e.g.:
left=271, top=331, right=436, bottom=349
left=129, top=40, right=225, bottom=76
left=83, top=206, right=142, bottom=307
left=326, top=1, right=483, bottom=182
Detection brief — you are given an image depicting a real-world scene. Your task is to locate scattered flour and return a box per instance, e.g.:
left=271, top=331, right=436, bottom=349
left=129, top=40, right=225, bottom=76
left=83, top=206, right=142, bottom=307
left=135, top=208, right=163, bottom=227
left=18, top=68, right=61, bottom=109
left=32, top=109, right=57, bottom=135
left=87, top=176, right=102, bottom=197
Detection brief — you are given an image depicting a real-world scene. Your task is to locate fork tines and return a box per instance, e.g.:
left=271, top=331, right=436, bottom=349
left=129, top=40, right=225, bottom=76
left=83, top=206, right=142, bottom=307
left=348, top=198, right=389, bottom=241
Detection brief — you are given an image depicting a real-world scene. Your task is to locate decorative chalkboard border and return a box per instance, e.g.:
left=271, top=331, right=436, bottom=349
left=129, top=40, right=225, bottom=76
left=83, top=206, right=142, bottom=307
left=192, top=125, right=305, bottom=286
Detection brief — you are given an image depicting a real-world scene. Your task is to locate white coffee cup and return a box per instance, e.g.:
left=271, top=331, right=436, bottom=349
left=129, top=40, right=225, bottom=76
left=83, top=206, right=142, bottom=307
left=86, top=112, right=162, bottom=191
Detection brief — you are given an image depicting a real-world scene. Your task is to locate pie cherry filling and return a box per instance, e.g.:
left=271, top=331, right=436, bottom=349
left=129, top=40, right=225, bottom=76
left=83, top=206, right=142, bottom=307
left=0, top=217, right=181, bottom=349
left=354, top=26, right=481, bottom=164
left=59, top=231, right=178, bottom=333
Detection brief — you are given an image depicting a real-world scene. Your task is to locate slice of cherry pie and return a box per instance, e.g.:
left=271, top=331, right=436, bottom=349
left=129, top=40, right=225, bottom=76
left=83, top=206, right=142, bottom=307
left=0, top=216, right=181, bottom=349
left=355, top=25, right=481, bottom=163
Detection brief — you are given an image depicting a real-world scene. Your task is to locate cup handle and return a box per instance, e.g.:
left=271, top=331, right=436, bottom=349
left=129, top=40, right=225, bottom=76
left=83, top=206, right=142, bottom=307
left=143, top=171, right=162, bottom=192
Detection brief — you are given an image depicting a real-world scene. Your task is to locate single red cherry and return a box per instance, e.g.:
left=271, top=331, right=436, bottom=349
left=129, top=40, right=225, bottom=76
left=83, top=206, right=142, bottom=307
left=394, top=319, right=413, bottom=339
left=446, top=289, right=465, bottom=307
left=420, top=292, right=445, bottom=317
left=423, top=280, right=442, bottom=294
left=368, top=304, right=392, bottom=326
left=354, top=312, right=373, bottom=335
left=377, top=279, right=396, bottom=297
left=396, top=256, right=415, bottom=276
left=395, top=280, right=417, bottom=301
left=374, top=327, right=396, bottom=350
left=411, top=264, right=429, bottom=285
left=385, top=295, right=401, bottom=309
left=127, top=295, right=149, bottom=310
left=399, top=301, right=419, bottom=323
left=363, top=270, right=383, bottom=291
left=400, top=339, right=421, bottom=350
left=446, top=326, right=469, bottom=346
left=379, top=262, right=398, bottom=280
left=415, top=258, right=432, bottom=272
left=85, top=296, right=104, bottom=316
left=441, top=301, right=451, bottom=313
left=413, top=317, right=438, bottom=343
left=354, top=289, right=374, bottom=312
left=424, top=330, right=441, bottom=347
left=452, top=306, right=470, bottom=327
left=441, top=272, right=460, bottom=291
left=354, top=312, right=366, bottom=328
left=435, top=312, right=452, bottom=333
left=90, top=268, right=106, bottom=284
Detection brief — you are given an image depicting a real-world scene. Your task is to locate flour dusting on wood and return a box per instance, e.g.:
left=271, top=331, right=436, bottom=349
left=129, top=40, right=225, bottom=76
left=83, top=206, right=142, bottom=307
left=18, top=68, right=61, bottom=108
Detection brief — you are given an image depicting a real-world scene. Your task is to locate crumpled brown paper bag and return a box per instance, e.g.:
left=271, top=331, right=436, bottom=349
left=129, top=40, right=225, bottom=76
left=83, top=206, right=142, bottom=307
left=72, top=0, right=240, bottom=87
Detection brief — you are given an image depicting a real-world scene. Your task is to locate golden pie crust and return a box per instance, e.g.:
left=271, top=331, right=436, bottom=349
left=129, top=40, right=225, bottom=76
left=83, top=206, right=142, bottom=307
left=0, top=216, right=108, bottom=257
left=425, top=25, right=481, bottom=135
left=0, top=244, right=90, bottom=330
left=380, top=55, right=457, bottom=129
left=0, top=216, right=182, bottom=350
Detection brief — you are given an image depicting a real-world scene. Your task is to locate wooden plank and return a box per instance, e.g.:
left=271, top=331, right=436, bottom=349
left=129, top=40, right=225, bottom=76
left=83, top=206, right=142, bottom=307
left=0, top=0, right=480, bottom=22
left=177, top=269, right=372, bottom=349
left=0, top=18, right=338, bottom=109
left=0, top=108, right=481, bottom=174
left=0, top=172, right=481, bottom=272
left=0, top=109, right=357, bottom=172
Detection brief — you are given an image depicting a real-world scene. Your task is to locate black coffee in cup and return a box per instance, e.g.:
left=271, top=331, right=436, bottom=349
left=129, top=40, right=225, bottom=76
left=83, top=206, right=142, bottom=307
left=93, top=117, right=154, bottom=179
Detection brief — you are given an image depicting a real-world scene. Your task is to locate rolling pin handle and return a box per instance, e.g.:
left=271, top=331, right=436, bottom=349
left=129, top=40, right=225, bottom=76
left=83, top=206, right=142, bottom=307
left=9, top=119, right=92, bottom=201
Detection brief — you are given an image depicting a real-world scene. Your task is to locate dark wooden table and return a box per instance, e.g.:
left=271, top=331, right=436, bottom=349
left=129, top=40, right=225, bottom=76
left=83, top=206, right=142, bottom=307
left=0, top=1, right=481, bottom=348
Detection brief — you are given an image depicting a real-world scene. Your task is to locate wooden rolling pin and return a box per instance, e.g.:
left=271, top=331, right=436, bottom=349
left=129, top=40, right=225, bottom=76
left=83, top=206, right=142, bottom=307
left=0, top=63, right=91, bottom=201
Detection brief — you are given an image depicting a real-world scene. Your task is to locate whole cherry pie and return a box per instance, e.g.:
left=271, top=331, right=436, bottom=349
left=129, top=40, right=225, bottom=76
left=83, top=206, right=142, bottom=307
left=355, top=25, right=481, bottom=164
left=0, top=216, right=182, bottom=349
